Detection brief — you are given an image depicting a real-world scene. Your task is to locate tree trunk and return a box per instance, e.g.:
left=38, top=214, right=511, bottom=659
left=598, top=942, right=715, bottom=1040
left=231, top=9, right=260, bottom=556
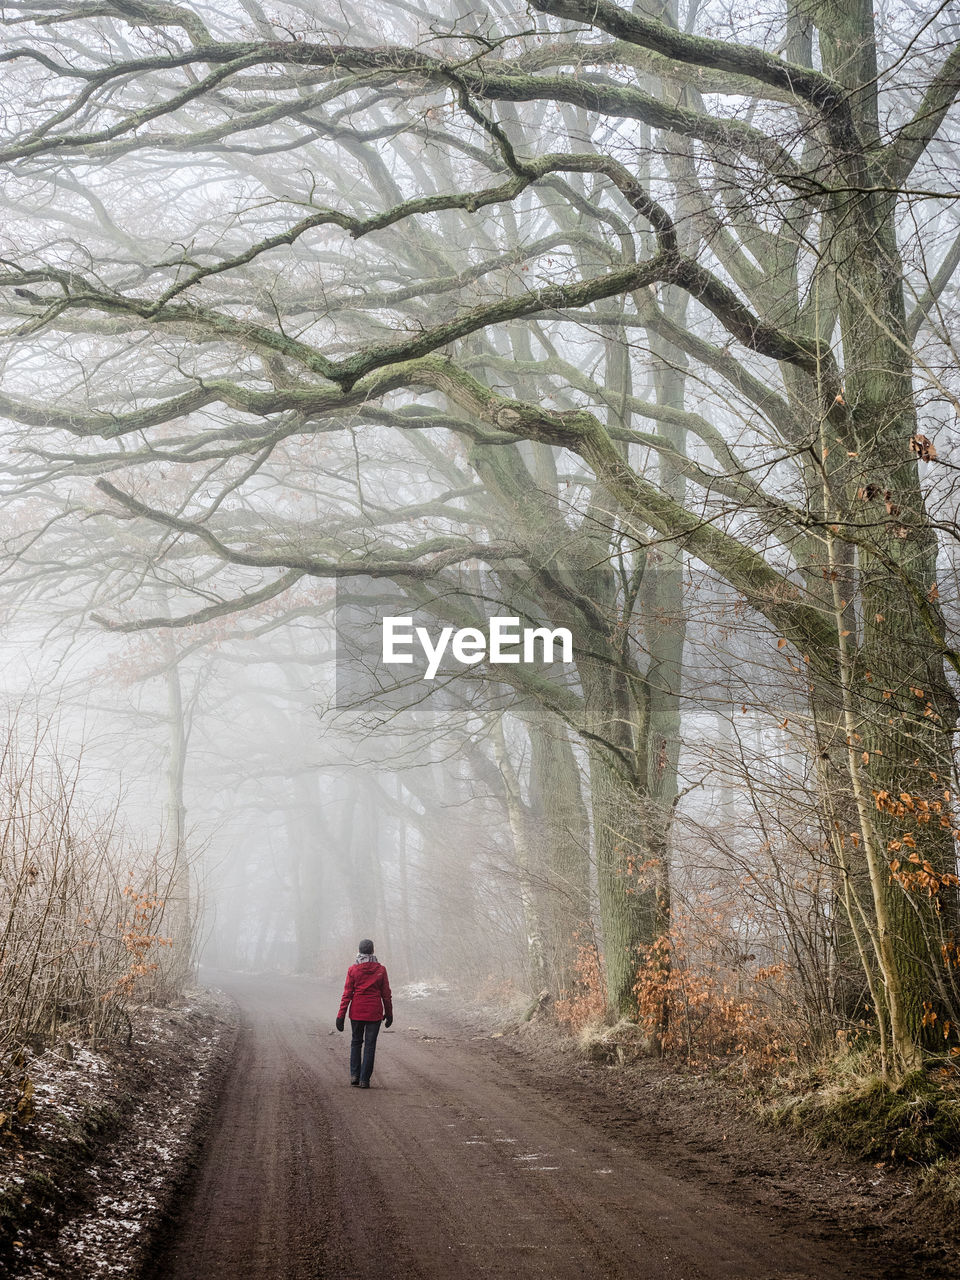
left=525, top=704, right=592, bottom=998
left=811, top=0, right=960, bottom=1063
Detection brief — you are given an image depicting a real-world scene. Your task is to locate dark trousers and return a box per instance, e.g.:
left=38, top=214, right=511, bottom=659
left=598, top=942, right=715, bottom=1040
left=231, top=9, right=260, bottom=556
left=349, top=1018, right=381, bottom=1083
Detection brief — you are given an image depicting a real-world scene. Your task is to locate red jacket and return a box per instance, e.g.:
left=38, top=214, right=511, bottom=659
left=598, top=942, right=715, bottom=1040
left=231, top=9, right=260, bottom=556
left=338, top=961, right=392, bottom=1022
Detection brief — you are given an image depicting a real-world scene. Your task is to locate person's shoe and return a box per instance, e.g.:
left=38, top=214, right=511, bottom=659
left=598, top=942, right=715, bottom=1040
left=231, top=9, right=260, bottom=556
left=359, top=1080, right=370, bottom=1088
left=350, top=1078, right=360, bottom=1087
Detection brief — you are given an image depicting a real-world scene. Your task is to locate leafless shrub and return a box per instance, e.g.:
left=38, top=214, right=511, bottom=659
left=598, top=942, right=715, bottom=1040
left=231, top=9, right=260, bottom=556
left=0, top=713, right=192, bottom=1064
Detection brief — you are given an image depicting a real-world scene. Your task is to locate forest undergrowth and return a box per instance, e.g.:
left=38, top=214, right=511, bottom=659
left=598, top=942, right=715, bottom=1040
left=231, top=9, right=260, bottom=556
left=0, top=715, right=193, bottom=1075
left=543, top=918, right=960, bottom=1222
left=0, top=712, right=200, bottom=1268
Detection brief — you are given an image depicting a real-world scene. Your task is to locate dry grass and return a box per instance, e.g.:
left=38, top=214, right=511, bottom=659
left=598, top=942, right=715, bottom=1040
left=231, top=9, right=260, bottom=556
left=577, top=1017, right=654, bottom=1065
left=764, top=1051, right=960, bottom=1164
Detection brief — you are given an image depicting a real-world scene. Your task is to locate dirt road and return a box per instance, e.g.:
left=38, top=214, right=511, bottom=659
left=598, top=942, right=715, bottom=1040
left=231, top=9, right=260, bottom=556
left=143, top=973, right=926, bottom=1280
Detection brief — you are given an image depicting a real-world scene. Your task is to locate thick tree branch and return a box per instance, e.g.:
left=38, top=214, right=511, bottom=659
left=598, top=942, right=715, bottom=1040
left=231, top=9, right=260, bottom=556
left=94, top=477, right=522, bottom=578
left=529, top=0, right=843, bottom=108
left=888, top=39, right=960, bottom=181
left=0, top=38, right=800, bottom=174
left=92, top=567, right=306, bottom=631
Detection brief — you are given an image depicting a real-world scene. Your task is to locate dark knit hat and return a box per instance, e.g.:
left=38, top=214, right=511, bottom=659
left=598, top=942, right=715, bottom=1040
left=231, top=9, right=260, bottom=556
left=358, top=938, right=374, bottom=955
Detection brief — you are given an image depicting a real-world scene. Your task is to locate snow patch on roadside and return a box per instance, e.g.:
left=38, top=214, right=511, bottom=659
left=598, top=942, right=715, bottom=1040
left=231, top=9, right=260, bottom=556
left=0, top=988, right=237, bottom=1279
left=397, top=980, right=449, bottom=1000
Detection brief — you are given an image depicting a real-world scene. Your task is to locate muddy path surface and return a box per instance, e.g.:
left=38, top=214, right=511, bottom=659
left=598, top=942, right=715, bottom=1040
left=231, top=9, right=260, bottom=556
left=142, top=973, right=943, bottom=1280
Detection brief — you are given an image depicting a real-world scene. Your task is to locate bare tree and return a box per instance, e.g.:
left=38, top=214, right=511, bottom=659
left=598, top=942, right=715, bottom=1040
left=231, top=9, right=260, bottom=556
left=2, top=0, right=960, bottom=1071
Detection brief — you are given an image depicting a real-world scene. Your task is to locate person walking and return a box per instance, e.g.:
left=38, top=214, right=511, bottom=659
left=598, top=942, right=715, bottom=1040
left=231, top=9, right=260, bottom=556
left=336, top=938, right=393, bottom=1088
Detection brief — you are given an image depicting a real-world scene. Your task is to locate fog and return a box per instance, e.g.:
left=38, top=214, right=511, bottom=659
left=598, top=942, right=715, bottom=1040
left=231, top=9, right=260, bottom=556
left=2, top=0, right=960, bottom=1072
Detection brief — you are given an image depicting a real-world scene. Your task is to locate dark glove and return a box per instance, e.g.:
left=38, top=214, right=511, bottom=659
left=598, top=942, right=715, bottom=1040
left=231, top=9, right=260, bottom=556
left=384, top=1015, right=393, bottom=1029
left=336, top=1016, right=345, bottom=1032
